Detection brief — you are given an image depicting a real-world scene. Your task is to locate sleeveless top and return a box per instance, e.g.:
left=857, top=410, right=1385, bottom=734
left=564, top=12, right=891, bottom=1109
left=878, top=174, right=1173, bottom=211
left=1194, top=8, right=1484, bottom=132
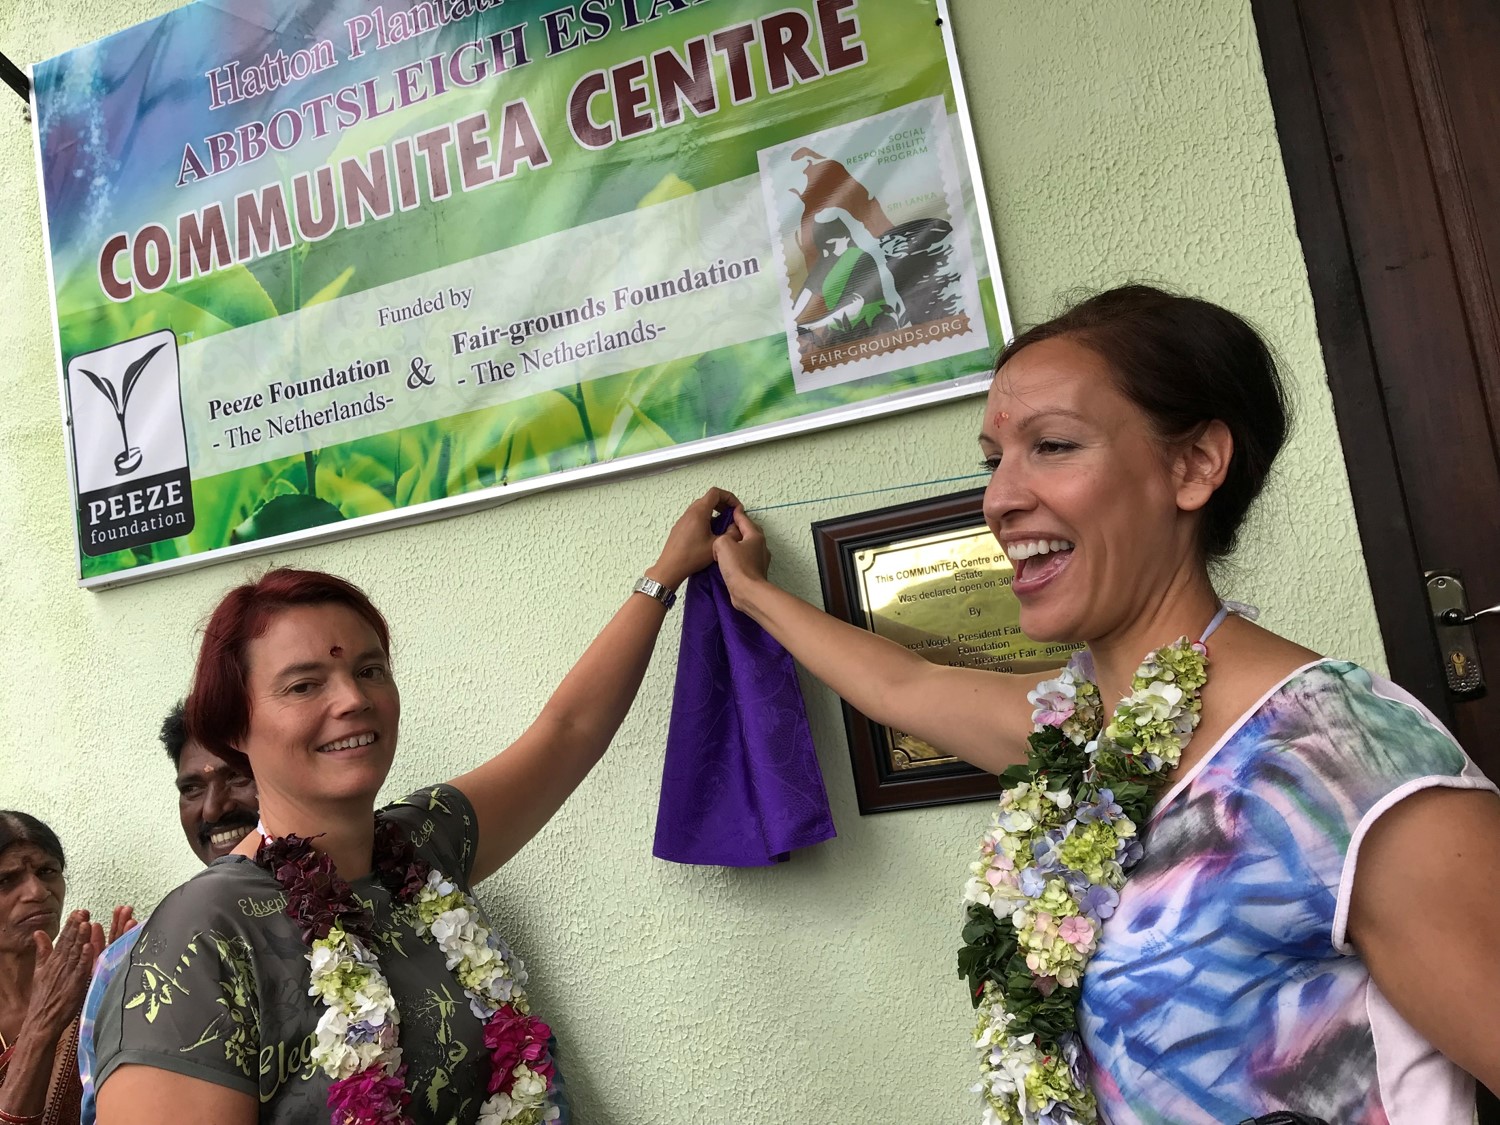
left=1078, top=659, right=1496, bottom=1124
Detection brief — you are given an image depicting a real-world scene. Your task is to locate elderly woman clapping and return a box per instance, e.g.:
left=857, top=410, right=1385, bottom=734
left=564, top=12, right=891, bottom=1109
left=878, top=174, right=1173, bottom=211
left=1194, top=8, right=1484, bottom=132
left=0, top=812, right=132, bottom=1125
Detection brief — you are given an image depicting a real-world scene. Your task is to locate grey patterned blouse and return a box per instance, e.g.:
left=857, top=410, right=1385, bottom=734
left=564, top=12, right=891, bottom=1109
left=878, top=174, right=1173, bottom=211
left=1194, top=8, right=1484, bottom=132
left=93, top=785, right=499, bottom=1122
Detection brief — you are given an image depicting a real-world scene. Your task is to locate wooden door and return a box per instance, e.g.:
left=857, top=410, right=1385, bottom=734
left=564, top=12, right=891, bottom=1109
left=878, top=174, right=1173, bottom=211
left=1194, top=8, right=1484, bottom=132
left=1254, top=0, right=1500, bottom=1116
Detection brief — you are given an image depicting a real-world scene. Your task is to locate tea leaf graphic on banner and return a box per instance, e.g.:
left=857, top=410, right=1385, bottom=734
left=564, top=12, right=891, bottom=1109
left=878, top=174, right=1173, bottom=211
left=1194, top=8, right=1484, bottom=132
left=170, top=268, right=279, bottom=328
left=230, top=493, right=344, bottom=544
left=260, top=475, right=306, bottom=506
left=188, top=466, right=280, bottom=552
left=303, top=266, right=355, bottom=309
left=553, top=384, right=599, bottom=465
left=608, top=400, right=676, bottom=459
left=512, top=431, right=541, bottom=480
left=636, top=172, right=696, bottom=210
left=320, top=472, right=395, bottom=518
left=604, top=356, right=696, bottom=453
left=321, top=450, right=397, bottom=502
left=405, top=432, right=453, bottom=505
left=396, top=464, right=421, bottom=508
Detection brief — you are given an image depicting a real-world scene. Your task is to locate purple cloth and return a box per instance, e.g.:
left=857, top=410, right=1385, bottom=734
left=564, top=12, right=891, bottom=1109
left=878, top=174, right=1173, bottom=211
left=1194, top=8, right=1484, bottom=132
left=654, top=513, right=836, bottom=866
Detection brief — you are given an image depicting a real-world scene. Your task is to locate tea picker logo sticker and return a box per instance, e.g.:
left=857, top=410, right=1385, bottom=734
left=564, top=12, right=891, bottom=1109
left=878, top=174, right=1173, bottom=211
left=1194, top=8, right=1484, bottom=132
left=66, top=330, right=195, bottom=558
left=759, top=98, right=984, bottom=392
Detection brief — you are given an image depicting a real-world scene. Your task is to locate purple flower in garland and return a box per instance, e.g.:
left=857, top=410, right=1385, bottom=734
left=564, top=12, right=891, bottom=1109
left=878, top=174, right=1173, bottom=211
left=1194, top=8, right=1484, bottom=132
left=372, top=818, right=431, bottom=902
left=1058, top=1030, right=1088, bottom=1087
left=258, top=833, right=374, bottom=943
left=346, top=1019, right=389, bottom=1046
left=1038, top=1102, right=1083, bottom=1125
left=1078, top=882, right=1120, bottom=923
left=1019, top=867, right=1048, bottom=898
left=1075, top=788, right=1123, bottom=824
left=327, top=1063, right=412, bottom=1124
left=1030, top=827, right=1070, bottom=876
left=1115, top=836, right=1144, bottom=869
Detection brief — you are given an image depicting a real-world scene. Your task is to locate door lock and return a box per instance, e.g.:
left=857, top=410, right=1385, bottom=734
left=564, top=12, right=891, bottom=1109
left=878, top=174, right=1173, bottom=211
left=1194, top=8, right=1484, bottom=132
left=1425, top=571, right=1487, bottom=697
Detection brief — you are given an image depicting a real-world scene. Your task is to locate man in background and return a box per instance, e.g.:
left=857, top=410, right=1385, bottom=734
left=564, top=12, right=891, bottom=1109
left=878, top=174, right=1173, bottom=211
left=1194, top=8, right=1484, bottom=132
left=76, top=702, right=258, bottom=1123
left=161, top=703, right=260, bottom=865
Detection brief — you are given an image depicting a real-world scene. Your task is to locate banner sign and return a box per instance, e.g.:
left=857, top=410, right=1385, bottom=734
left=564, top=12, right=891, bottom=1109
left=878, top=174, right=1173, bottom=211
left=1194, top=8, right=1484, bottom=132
left=32, top=0, right=1007, bottom=587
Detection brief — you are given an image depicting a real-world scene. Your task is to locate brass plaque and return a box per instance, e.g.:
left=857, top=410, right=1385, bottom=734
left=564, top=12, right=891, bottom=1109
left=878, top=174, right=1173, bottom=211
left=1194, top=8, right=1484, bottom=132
left=853, top=523, right=1083, bottom=771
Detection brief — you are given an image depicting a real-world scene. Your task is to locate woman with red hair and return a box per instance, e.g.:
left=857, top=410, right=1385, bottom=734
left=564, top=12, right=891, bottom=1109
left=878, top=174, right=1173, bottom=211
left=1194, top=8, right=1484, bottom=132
left=92, top=489, right=735, bottom=1125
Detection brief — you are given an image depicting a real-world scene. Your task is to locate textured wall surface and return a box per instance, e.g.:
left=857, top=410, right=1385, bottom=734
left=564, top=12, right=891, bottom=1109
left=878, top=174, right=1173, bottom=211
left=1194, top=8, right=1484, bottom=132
left=0, top=1, right=1382, bottom=1121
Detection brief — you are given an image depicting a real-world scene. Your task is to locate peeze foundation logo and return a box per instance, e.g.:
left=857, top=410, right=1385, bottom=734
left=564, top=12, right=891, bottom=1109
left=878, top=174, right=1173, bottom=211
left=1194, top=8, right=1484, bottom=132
left=65, top=330, right=194, bottom=557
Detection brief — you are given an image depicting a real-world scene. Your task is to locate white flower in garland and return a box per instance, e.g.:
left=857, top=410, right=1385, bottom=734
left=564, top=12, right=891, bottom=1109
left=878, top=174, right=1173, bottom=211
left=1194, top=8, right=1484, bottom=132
left=256, top=819, right=561, bottom=1125
left=412, top=870, right=559, bottom=1124
left=958, top=637, right=1210, bottom=1125
left=414, top=871, right=526, bottom=1014
left=306, top=926, right=403, bottom=1081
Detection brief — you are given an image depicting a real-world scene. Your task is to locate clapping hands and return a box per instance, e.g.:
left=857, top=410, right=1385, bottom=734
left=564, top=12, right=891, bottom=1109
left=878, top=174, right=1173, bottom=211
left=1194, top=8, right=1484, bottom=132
left=22, top=910, right=104, bottom=1041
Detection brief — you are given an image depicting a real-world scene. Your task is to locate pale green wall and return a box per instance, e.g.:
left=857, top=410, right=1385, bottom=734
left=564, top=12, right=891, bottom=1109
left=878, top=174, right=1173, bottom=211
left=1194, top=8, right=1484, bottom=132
left=0, top=1, right=1382, bottom=1120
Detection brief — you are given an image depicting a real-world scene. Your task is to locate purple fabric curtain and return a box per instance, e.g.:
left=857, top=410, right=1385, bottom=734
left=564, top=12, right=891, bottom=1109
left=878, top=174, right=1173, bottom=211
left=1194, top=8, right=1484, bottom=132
left=653, top=514, right=837, bottom=866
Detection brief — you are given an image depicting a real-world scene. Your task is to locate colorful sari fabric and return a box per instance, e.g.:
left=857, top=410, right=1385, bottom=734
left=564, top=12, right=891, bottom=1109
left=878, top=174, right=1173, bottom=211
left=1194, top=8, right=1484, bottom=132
left=0, top=1020, right=82, bottom=1125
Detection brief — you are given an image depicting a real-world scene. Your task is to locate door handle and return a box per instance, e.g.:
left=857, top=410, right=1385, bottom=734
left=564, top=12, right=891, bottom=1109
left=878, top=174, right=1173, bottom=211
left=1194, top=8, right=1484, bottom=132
left=1425, top=571, right=1486, bottom=697
left=1439, top=605, right=1500, bottom=626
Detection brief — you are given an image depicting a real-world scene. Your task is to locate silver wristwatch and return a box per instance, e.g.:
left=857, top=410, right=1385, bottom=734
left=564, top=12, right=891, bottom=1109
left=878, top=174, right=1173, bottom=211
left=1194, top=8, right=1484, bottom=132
left=633, top=575, right=678, bottom=610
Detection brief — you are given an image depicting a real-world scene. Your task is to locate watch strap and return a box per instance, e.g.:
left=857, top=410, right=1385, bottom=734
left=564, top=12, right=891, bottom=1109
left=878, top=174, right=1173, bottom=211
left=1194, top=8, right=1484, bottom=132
left=633, top=575, right=678, bottom=610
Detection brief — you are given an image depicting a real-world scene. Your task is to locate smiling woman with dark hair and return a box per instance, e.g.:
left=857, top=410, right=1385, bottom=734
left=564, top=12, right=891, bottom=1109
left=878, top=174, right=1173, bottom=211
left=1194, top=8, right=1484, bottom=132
left=0, top=812, right=106, bottom=1125
left=711, top=286, right=1500, bottom=1123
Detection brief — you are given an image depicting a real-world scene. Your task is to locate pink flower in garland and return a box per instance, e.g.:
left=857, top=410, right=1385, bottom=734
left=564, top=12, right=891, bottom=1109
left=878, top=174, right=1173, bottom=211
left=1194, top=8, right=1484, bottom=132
left=328, top=1064, right=412, bottom=1124
left=1027, top=676, right=1077, bottom=728
left=483, top=1006, right=555, bottom=1095
left=1059, top=913, right=1096, bottom=950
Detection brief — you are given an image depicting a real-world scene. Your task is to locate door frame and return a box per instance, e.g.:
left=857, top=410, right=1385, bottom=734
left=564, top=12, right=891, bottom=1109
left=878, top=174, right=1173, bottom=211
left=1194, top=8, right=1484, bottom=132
left=1251, top=0, right=1452, bottom=724
left=1253, top=3, right=1497, bottom=1116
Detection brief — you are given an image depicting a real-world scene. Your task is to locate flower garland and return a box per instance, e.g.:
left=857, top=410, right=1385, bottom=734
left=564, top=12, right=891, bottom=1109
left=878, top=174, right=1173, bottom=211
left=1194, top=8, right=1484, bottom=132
left=957, top=638, right=1209, bottom=1125
left=256, top=819, right=560, bottom=1125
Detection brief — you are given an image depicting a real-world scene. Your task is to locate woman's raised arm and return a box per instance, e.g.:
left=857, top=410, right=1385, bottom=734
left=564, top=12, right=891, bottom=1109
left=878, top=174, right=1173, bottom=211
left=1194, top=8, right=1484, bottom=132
left=712, top=506, right=1041, bottom=774
left=449, top=488, right=736, bottom=884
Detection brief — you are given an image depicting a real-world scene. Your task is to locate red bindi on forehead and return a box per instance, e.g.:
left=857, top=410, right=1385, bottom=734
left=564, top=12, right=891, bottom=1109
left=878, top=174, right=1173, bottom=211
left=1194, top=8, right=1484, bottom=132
left=991, top=409, right=1010, bottom=426
left=330, top=645, right=343, bottom=657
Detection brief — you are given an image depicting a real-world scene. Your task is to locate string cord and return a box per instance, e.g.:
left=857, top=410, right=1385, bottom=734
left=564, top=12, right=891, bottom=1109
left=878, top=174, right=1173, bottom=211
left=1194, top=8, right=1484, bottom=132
left=745, top=472, right=988, bottom=515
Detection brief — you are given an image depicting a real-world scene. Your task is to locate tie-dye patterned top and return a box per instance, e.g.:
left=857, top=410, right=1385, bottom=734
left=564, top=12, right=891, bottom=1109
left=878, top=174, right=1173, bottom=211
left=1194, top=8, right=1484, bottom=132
left=1077, top=659, right=1495, bottom=1125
